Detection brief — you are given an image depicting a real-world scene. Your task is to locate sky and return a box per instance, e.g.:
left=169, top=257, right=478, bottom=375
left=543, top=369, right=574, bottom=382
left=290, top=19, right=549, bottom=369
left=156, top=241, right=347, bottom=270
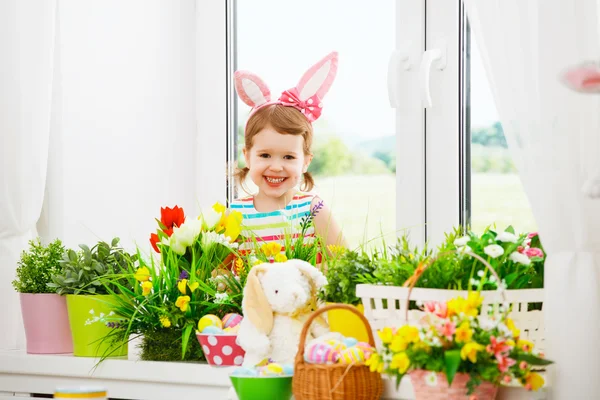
left=236, top=0, right=499, bottom=144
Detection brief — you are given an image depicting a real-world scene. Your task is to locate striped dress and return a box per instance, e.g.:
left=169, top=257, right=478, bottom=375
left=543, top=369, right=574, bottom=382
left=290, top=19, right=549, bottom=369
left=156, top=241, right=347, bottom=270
left=229, top=192, right=316, bottom=251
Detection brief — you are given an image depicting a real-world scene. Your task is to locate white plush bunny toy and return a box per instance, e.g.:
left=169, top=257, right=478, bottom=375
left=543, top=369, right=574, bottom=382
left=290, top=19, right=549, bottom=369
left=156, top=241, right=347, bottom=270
left=237, top=259, right=329, bottom=367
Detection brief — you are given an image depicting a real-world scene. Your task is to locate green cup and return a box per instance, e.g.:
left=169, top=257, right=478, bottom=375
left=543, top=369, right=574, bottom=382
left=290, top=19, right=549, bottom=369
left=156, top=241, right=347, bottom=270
left=229, top=376, right=293, bottom=400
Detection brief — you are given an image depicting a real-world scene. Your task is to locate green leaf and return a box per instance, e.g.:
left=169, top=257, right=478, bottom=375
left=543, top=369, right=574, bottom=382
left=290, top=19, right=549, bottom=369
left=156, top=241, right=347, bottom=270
left=181, top=324, right=193, bottom=360
left=444, top=349, right=461, bottom=386
left=516, top=353, right=553, bottom=366
left=504, top=272, right=519, bottom=286
left=505, top=225, right=515, bottom=234
left=111, top=237, right=120, bottom=247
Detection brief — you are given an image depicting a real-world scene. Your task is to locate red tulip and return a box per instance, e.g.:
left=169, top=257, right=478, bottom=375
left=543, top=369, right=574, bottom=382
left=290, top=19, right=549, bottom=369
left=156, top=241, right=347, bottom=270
left=150, top=233, right=160, bottom=253
left=160, top=206, right=185, bottom=230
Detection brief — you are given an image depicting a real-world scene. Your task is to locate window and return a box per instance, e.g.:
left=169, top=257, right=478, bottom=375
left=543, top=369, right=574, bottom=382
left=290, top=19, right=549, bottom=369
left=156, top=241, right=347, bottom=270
left=233, top=0, right=398, bottom=249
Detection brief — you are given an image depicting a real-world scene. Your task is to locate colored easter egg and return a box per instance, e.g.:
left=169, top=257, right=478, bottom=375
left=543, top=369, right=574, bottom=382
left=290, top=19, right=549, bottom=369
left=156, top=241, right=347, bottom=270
left=342, top=337, right=359, bottom=348
left=231, top=366, right=258, bottom=377
left=264, top=363, right=284, bottom=376
left=201, top=325, right=224, bottom=335
left=222, top=313, right=243, bottom=329
left=198, top=314, right=223, bottom=332
left=355, top=342, right=374, bottom=358
left=326, top=339, right=347, bottom=352
left=282, top=364, right=294, bottom=375
left=223, top=324, right=240, bottom=334
left=304, top=343, right=340, bottom=364
left=338, top=347, right=365, bottom=364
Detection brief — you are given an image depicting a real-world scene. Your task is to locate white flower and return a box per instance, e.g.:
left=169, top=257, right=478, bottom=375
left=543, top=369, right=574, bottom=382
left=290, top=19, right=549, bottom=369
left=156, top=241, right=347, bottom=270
left=200, top=207, right=222, bottom=229
left=496, top=231, right=518, bottom=243
left=215, top=292, right=230, bottom=304
left=509, top=251, right=531, bottom=265
left=454, top=236, right=470, bottom=247
left=201, top=231, right=235, bottom=251
left=497, top=322, right=511, bottom=337
left=424, top=371, right=438, bottom=387
left=169, top=235, right=187, bottom=255
left=484, top=244, right=504, bottom=258
left=172, top=219, right=202, bottom=248
left=89, top=309, right=95, bottom=315
left=477, top=270, right=485, bottom=277
left=457, top=245, right=473, bottom=253
left=478, top=316, right=499, bottom=331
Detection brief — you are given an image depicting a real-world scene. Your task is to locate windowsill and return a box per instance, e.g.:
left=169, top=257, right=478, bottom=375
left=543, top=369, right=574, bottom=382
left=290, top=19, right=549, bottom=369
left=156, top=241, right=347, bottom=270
left=0, top=350, right=546, bottom=400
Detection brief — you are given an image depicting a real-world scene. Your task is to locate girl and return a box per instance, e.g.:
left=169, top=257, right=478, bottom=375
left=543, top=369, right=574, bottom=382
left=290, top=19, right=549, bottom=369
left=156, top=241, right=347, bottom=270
left=231, top=52, right=346, bottom=252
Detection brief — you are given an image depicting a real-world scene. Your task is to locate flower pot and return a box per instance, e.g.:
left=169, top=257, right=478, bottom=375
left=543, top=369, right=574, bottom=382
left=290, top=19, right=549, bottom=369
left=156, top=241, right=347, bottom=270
left=230, top=375, right=292, bottom=400
left=66, top=294, right=127, bottom=358
left=19, top=293, right=73, bottom=354
left=326, top=302, right=370, bottom=343
left=197, top=333, right=245, bottom=366
left=410, top=370, right=499, bottom=400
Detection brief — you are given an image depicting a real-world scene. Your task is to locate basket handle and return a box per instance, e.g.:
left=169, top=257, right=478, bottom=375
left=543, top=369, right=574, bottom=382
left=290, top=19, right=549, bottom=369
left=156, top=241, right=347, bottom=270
left=294, top=303, right=376, bottom=366
left=402, top=250, right=507, bottom=322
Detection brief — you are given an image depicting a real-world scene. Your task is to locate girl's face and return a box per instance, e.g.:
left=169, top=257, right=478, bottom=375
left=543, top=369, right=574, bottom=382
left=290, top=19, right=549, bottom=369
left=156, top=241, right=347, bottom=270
left=243, top=126, right=312, bottom=199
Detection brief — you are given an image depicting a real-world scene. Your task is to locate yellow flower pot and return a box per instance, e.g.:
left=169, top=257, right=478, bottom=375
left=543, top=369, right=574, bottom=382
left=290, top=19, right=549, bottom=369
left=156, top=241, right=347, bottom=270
left=326, top=302, right=370, bottom=343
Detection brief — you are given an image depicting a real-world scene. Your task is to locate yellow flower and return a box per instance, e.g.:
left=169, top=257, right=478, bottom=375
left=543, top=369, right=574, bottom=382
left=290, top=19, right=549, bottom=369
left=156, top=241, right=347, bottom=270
left=525, top=372, right=544, bottom=391
left=213, top=202, right=226, bottom=214
left=253, top=258, right=264, bottom=266
left=377, top=327, right=394, bottom=344
left=274, top=253, right=288, bottom=263
left=517, top=339, right=534, bottom=352
left=460, top=341, right=485, bottom=363
left=365, top=353, right=384, bottom=373
left=224, top=211, right=243, bottom=242
left=188, top=281, right=199, bottom=292
left=235, top=258, right=245, bottom=275
left=261, top=242, right=282, bottom=257
left=466, top=292, right=483, bottom=309
left=141, top=281, right=152, bottom=296
left=412, top=341, right=431, bottom=353
left=506, top=318, right=520, bottom=338
left=447, top=297, right=466, bottom=317
left=135, top=266, right=150, bottom=282
left=389, top=336, right=408, bottom=353
left=506, top=339, right=515, bottom=347
left=178, top=279, right=188, bottom=295
left=175, top=295, right=191, bottom=312
left=327, top=245, right=345, bottom=255
left=396, top=325, right=420, bottom=343
left=455, top=322, right=473, bottom=343
left=159, top=315, right=171, bottom=328
left=390, top=352, right=411, bottom=374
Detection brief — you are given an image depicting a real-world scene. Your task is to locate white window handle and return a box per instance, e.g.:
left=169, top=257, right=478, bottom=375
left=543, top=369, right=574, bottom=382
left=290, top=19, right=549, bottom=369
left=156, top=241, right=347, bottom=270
left=419, top=41, right=447, bottom=108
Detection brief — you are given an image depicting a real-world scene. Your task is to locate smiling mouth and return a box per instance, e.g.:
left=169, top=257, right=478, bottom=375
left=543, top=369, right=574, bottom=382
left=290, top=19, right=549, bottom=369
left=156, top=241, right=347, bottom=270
left=265, top=176, right=286, bottom=184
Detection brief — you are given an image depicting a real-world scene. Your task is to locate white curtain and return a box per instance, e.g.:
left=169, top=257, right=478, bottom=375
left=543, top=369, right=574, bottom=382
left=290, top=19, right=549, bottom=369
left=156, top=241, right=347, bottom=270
left=464, top=1, right=600, bottom=398
left=0, top=1, right=58, bottom=350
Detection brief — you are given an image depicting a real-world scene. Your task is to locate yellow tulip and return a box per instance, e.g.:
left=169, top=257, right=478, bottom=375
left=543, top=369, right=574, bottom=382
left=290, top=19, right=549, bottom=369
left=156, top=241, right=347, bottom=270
left=389, top=336, right=408, bottom=353
left=141, top=281, right=152, bottom=296
left=455, top=322, right=473, bottom=343
left=225, top=211, right=243, bottom=242
left=175, top=295, right=191, bottom=312
left=135, top=266, right=150, bottom=282
left=365, top=353, right=384, bottom=373
left=178, top=279, right=188, bottom=295
left=261, top=242, right=282, bottom=257
left=460, top=341, right=485, bottom=363
left=213, top=202, right=226, bottom=214
left=525, top=372, right=544, bottom=391
left=274, top=253, right=288, bottom=263
left=397, top=325, right=420, bottom=343
left=390, top=352, right=411, bottom=374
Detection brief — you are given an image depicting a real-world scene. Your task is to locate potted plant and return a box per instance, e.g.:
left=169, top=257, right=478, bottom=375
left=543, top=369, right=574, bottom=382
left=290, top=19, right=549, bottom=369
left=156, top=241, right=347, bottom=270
left=49, top=237, right=136, bottom=358
left=367, top=290, right=552, bottom=399
left=102, top=204, right=244, bottom=362
left=12, top=238, right=72, bottom=354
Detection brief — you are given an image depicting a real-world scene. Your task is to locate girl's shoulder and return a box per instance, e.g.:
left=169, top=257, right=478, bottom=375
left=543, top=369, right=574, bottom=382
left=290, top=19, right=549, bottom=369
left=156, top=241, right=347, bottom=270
left=229, top=195, right=254, bottom=210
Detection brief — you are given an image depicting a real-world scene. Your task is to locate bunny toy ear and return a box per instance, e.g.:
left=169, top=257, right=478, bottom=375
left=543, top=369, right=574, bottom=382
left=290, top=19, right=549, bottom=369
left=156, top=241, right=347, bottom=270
left=291, top=260, right=328, bottom=291
left=234, top=71, right=272, bottom=108
left=296, top=51, right=339, bottom=101
left=242, top=266, right=274, bottom=335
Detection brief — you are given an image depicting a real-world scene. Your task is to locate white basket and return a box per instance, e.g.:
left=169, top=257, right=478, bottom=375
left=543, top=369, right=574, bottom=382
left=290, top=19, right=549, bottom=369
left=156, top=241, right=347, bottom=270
left=356, top=284, right=545, bottom=351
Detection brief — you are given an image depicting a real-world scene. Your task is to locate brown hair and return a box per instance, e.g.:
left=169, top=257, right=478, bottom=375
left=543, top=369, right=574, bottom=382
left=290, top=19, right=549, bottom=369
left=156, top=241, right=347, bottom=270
left=235, top=104, right=315, bottom=192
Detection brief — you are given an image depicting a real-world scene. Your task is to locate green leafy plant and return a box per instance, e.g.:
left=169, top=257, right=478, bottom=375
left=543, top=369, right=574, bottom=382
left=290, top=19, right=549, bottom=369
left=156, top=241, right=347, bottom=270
left=12, top=238, right=65, bottom=294
left=49, top=237, right=137, bottom=295
left=319, top=249, right=378, bottom=305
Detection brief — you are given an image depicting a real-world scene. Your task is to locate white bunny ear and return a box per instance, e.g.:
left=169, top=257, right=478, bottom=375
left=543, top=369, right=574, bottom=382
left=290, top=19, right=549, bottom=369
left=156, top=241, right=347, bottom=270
left=296, top=51, right=339, bottom=101
left=242, top=266, right=273, bottom=335
left=234, top=71, right=271, bottom=108
left=291, top=260, right=328, bottom=290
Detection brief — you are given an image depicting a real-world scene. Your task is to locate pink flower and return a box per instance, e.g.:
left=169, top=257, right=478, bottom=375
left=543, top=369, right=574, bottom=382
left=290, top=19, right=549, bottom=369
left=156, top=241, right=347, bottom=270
left=503, top=375, right=512, bottom=384
left=525, top=383, right=533, bottom=391
left=437, top=321, right=456, bottom=340
left=525, top=248, right=544, bottom=258
left=520, top=361, right=528, bottom=370
left=487, top=336, right=510, bottom=356
left=424, top=301, right=448, bottom=319
left=517, top=246, right=525, bottom=253
left=527, top=232, right=538, bottom=239
left=496, top=354, right=516, bottom=372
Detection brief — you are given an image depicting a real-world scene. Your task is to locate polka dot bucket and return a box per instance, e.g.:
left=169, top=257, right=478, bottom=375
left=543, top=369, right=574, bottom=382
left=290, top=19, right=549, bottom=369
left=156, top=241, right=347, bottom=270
left=197, top=332, right=245, bottom=367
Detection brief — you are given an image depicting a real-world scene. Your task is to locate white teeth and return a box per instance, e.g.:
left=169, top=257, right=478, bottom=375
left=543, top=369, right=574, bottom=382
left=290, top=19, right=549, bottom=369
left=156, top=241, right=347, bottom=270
left=266, top=177, right=285, bottom=183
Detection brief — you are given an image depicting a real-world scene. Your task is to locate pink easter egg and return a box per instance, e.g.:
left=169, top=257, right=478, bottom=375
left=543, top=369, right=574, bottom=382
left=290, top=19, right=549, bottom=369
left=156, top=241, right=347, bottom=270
left=304, top=343, right=340, bottom=364
left=355, top=341, right=375, bottom=358
left=338, top=347, right=366, bottom=364
left=222, top=313, right=243, bottom=329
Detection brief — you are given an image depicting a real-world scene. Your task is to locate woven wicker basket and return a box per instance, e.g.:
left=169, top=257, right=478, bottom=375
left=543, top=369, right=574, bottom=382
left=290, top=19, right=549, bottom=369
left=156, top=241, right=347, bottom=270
left=292, top=304, right=383, bottom=400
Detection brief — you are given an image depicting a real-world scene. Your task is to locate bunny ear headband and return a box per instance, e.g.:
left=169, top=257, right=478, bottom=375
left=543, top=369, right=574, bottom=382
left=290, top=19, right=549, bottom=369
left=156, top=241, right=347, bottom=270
left=234, top=51, right=339, bottom=123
